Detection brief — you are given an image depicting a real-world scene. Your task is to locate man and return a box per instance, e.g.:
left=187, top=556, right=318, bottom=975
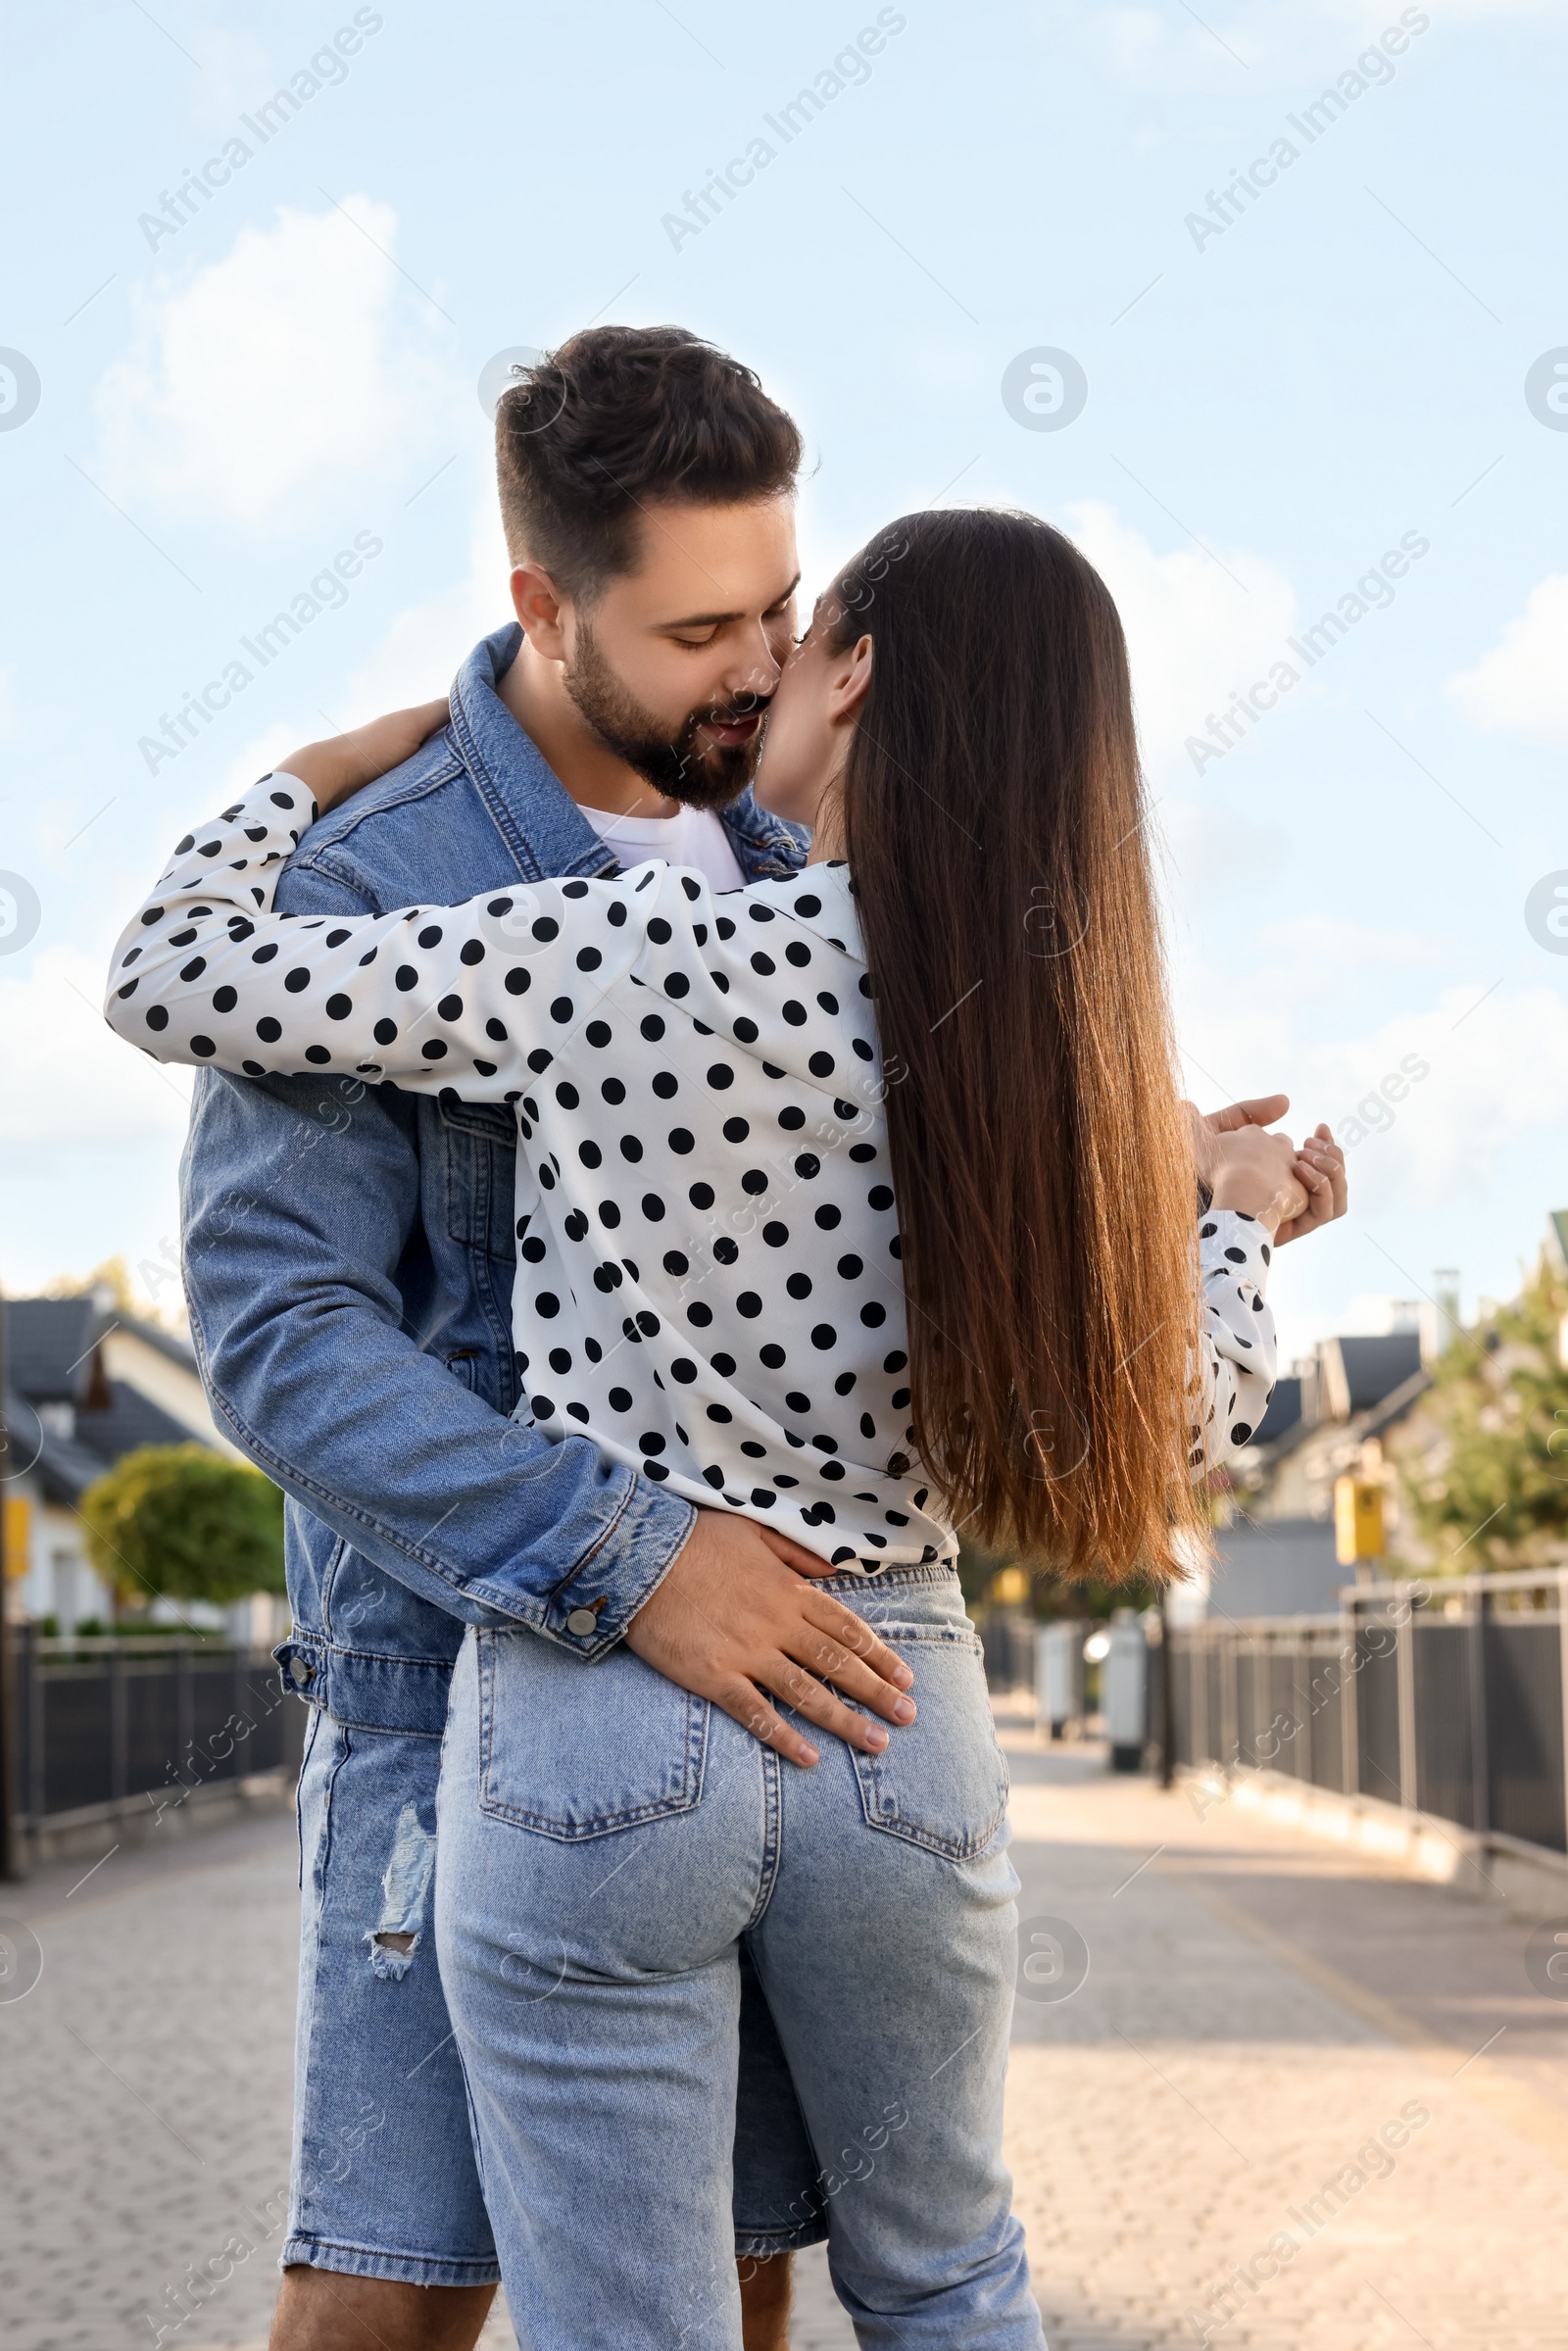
left=182, top=328, right=891, bottom=2351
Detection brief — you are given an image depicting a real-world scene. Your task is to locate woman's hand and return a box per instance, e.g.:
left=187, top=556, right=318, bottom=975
left=1273, top=1121, right=1348, bottom=1245
left=278, top=698, right=450, bottom=813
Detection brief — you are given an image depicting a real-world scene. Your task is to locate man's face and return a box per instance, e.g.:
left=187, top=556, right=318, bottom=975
left=560, top=496, right=800, bottom=808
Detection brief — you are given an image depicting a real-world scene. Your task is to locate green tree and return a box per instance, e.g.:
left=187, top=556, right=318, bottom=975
left=80, top=1445, right=285, bottom=1610
left=1395, top=1261, right=1568, bottom=1572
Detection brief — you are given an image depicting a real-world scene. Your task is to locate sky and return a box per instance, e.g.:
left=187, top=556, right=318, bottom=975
left=1, top=0, right=1564, bottom=1370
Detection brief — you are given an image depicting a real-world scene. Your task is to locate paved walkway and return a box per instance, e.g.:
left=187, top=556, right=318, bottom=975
left=3, top=1728, right=1566, bottom=2349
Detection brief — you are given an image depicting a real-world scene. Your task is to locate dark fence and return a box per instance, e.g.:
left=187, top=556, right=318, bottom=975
left=1169, top=1567, right=1568, bottom=1856
left=9, top=1629, right=307, bottom=1836
left=980, top=1610, right=1038, bottom=1694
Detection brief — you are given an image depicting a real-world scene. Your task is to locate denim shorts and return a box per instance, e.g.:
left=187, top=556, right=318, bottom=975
left=435, top=1565, right=1043, bottom=2348
left=281, top=1699, right=830, bottom=2284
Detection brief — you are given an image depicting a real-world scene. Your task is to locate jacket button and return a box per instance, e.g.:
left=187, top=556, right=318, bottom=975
left=289, top=1656, right=315, bottom=1685
left=565, top=1608, right=598, bottom=1637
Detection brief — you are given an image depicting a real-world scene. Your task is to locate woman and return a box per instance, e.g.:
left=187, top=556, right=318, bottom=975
left=107, top=510, right=1324, bottom=2348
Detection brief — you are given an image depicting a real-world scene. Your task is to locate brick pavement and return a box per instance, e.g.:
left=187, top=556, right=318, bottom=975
left=999, top=1732, right=1568, bottom=2351
left=3, top=1731, right=1565, bottom=2349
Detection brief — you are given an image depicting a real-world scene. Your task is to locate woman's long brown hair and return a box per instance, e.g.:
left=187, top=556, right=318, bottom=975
left=830, top=509, right=1204, bottom=1583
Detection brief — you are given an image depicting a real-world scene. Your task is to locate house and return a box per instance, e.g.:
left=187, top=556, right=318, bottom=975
left=3, top=1289, right=247, bottom=1632
left=1203, top=1329, right=1432, bottom=1618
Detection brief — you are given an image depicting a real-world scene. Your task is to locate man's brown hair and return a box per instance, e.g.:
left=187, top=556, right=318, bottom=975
left=495, top=326, right=803, bottom=602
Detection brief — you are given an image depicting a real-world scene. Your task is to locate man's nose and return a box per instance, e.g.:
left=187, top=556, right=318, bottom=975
left=722, top=623, right=784, bottom=705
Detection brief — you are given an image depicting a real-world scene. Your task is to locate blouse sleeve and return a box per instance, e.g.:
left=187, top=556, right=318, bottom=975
left=102, top=773, right=715, bottom=1102
left=1191, top=1209, right=1278, bottom=1476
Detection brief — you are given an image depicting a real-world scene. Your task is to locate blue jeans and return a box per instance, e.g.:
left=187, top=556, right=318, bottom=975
left=283, top=1712, right=498, bottom=2283
left=283, top=1712, right=831, bottom=2283
left=435, top=1566, right=1043, bottom=2348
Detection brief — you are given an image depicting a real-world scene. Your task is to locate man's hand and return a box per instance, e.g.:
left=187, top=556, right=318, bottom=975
left=623, top=1510, right=917, bottom=1768
left=1205, top=1123, right=1307, bottom=1238
left=280, top=699, right=450, bottom=813
left=1185, top=1095, right=1348, bottom=1246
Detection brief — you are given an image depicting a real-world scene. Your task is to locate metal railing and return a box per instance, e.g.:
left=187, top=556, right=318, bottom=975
left=8, top=1629, right=307, bottom=1839
left=1168, top=1567, right=1568, bottom=1856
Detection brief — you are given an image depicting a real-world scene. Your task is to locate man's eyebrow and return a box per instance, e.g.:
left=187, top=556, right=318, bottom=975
left=657, top=572, right=802, bottom=630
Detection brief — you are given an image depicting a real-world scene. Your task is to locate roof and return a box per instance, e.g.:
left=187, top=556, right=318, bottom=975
left=1357, top=1363, right=1432, bottom=1441
left=1251, top=1374, right=1303, bottom=1446
left=6, top=1376, right=203, bottom=1504
left=6, top=1297, right=103, bottom=1402
left=4, top=1298, right=198, bottom=1406
left=4, top=1298, right=214, bottom=1504
left=1232, top=1342, right=1432, bottom=1490
left=1319, top=1332, right=1424, bottom=1421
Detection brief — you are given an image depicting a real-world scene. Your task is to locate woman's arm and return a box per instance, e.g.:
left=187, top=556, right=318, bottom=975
left=1193, top=1210, right=1277, bottom=1468
left=278, top=700, right=449, bottom=813
left=1184, top=1117, right=1298, bottom=1469
left=103, top=774, right=653, bottom=1098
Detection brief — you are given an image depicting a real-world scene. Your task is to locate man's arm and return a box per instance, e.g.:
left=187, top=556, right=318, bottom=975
left=181, top=1044, right=694, bottom=1654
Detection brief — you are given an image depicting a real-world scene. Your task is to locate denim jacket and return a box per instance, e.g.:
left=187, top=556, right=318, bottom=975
left=180, top=623, right=806, bottom=1735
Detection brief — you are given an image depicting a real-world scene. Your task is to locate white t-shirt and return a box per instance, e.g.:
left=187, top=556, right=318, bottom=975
left=580, top=802, right=746, bottom=894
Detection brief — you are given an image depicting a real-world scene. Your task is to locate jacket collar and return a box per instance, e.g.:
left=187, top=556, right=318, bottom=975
left=449, top=624, right=807, bottom=887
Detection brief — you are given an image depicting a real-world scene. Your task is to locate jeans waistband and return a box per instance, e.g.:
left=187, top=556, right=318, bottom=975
left=813, top=1560, right=961, bottom=1597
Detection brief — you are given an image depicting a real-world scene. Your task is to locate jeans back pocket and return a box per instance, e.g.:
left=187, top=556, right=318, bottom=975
left=477, top=1631, right=709, bottom=1841
left=851, top=1628, right=1007, bottom=1861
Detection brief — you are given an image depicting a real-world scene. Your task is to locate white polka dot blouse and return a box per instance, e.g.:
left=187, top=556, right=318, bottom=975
left=106, top=775, right=1278, bottom=1571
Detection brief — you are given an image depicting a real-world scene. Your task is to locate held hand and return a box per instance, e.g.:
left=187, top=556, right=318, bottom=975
left=279, top=698, right=451, bottom=813
left=1274, top=1121, right=1348, bottom=1245
left=623, top=1508, right=917, bottom=1768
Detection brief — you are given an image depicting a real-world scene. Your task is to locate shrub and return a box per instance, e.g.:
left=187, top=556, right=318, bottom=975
left=80, top=1445, right=285, bottom=1608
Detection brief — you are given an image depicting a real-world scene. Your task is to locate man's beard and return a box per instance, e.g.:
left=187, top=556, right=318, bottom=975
left=564, top=619, right=765, bottom=810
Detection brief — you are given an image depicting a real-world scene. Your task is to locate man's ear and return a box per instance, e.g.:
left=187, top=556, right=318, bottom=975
left=827, top=633, right=873, bottom=727
left=511, top=562, right=570, bottom=662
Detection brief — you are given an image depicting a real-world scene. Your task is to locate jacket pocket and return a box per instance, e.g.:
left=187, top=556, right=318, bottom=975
left=851, top=1629, right=1007, bottom=1861
left=439, top=1097, right=518, bottom=1264
left=476, top=1630, right=709, bottom=1841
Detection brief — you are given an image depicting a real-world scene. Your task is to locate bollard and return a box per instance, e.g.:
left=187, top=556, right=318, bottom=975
left=1037, top=1621, right=1086, bottom=1740
left=1104, top=1609, right=1149, bottom=1772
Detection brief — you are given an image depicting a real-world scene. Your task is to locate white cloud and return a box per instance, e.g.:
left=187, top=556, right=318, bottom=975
left=194, top=496, right=508, bottom=800
left=1158, top=794, right=1289, bottom=912
left=0, top=505, right=507, bottom=1198
left=1087, top=0, right=1547, bottom=92
left=1179, top=978, right=1568, bottom=1214
left=1061, top=498, right=1299, bottom=781
left=1253, top=913, right=1444, bottom=964
left=181, top=26, right=278, bottom=128
left=337, top=495, right=511, bottom=718
left=1248, top=913, right=1448, bottom=1006
left=0, top=944, right=193, bottom=1149
left=95, top=197, right=455, bottom=535
left=1090, top=7, right=1261, bottom=88
left=1446, top=574, right=1568, bottom=743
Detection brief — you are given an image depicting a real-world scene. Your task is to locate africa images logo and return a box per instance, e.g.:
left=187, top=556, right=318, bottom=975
left=0, top=348, right=41, bottom=431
